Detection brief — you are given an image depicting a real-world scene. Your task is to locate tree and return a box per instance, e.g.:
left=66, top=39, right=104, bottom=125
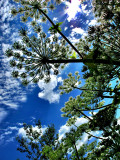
left=86, top=118, right=120, bottom=159
left=6, top=0, right=120, bottom=159
left=16, top=120, right=99, bottom=160
left=16, top=120, right=65, bottom=160
left=4, top=0, right=118, bottom=90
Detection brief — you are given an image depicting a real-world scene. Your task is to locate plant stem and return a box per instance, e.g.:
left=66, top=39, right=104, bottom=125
left=39, top=8, right=84, bottom=59
left=46, top=59, right=120, bottom=66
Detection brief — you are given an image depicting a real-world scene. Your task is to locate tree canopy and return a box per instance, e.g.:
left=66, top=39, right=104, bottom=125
left=5, top=0, right=120, bottom=159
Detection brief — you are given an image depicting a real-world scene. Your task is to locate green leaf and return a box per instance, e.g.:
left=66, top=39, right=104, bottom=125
left=70, top=51, right=77, bottom=59
left=48, top=22, right=63, bottom=33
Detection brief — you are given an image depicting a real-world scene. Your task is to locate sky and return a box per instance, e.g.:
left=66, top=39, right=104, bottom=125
left=0, top=0, right=119, bottom=159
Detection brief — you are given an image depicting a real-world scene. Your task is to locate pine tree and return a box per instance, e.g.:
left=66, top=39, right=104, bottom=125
left=7, top=0, right=120, bottom=159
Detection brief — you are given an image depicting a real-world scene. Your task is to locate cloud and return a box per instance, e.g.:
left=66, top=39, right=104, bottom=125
left=58, top=117, right=101, bottom=153
left=64, top=27, right=68, bottom=31
left=58, top=117, right=88, bottom=141
left=0, top=0, right=14, bottom=23
left=0, top=61, right=27, bottom=110
left=53, top=17, right=58, bottom=22
left=76, top=133, right=88, bottom=149
left=88, top=19, right=98, bottom=26
left=18, top=125, right=47, bottom=138
left=0, top=108, right=8, bottom=123
left=68, top=27, right=87, bottom=43
left=2, top=43, right=11, bottom=53
left=72, top=27, right=87, bottom=36
left=65, top=0, right=82, bottom=22
left=0, top=124, right=19, bottom=145
left=117, top=118, right=120, bottom=125
left=38, top=75, right=63, bottom=103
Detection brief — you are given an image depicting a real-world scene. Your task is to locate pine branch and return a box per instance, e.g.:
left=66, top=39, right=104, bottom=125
left=76, top=103, right=113, bottom=111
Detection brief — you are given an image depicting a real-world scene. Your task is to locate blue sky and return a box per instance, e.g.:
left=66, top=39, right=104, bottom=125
left=0, top=0, right=119, bottom=159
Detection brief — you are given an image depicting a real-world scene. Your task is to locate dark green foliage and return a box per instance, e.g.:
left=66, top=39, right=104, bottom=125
left=8, top=0, right=120, bottom=159
left=48, top=22, right=63, bottom=34
left=89, top=106, right=117, bottom=130
left=16, top=120, right=60, bottom=160
left=6, top=27, right=70, bottom=85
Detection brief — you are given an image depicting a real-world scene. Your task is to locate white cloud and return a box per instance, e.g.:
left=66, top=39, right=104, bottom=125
left=72, top=27, right=86, bottom=35
left=117, top=118, right=120, bottom=125
left=38, top=75, right=62, bottom=103
left=0, top=64, right=27, bottom=109
left=88, top=19, right=98, bottom=26
left=81, top=4, right=87, bottom=10
left=58, top=117, right=101, bottom=153
left=18, top=125, right=47, bottom=138
left=8, top=126, right=18, bottom=130
left=4, top=131, right=12, bottom=135
left=59, top=117, right=88, bottom=141
left=2, top=43, right=11, bottom=53
left=0, top=0, right=13, bottom=22
left=53, top=17, right=58, bottom=22
left=0, top=108, right=8, bottom=123
left=65, top=0, right=82, bottom=22
left=75, top=117, right=88, bottom=126
left=10, top=32, right=21, bottom=42
left=69, top=27, right=87, bottom=43
left=18, top=128, right=27, bottom=137
left=0, top=50, right=30, bottom=111
left=76, top=133, right=88, bottom=149
left=64, top=27, right=68, bottom=31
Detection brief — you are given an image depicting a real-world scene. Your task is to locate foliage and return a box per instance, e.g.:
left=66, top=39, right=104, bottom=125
left=16, top=120, right=61, bottom=160
left=6, top=0, right=120, bottom=159
left=48, top=22, right=63, bottom=34
left=5, top=27, right=71, bottom=85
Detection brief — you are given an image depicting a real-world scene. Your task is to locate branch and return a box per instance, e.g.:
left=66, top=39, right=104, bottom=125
left=74, top=86, right=116, bottom=94
left=75, top=103, right=113, bottom=111
left=74, top=124, right=104, bottom=140
left=47, top=59, right=120, bottom=66
left=85, top=131, right=104, bottom=140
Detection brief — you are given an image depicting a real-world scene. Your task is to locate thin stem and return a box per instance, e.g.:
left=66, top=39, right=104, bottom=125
left=38, top=8, right=84, bottom=59
left=81, top=95, right=114, bottom=99
left=76, top=103, right=113, bottom=111
left=85, top=131, right=104, bottom=140
left=74, top=86, right=116, bottom=94
left=27, top=37, right=41, bottom=56
left=74, top=124, right=104, bottom=140
left=76, top=109, right=92, bottom=121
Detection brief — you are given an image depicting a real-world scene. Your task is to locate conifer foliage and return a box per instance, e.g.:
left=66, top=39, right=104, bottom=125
left=5, top=0, right=120, bottom=159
